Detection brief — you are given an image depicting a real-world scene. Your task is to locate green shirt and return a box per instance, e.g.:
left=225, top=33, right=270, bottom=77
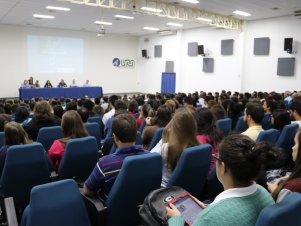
left=168, top=185, right=274, bottom=226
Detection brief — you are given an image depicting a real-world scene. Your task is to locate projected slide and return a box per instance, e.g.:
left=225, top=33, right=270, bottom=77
left=27, top=35, right=83, bottom=74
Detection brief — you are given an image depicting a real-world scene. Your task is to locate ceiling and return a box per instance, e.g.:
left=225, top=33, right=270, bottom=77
left=0, top=0, right=301, bottom=36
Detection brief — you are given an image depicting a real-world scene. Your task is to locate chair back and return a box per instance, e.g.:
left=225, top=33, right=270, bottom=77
left=255, top=192, right=301, bottom=226
left=85, top=122, right=101, bottom=150
left=256, top=129, right=279, bottom=145
left=21, top=179, right=91, bottom=226
left=148, top=128, right=164, bottom=150
left=261, top=113, right=272, bottom=130
left=167, top=144, right=212, bottom=199
left=0, top=132, right=4, bottom=148
left=234, top=116, right=248, bottom=133
left=36, top=126, right=63, bottom=151
left=0, top=143, right=50, bottom=209
left=275, top=123, right=299, bottom=150
left=139, top=119, right=146, bottom=133
left=106, top=153, right=162, bottom=226
left=216, top=118, right=232, bottom=136
left=58, top=136, right=99, bottom=181
left=87, top=116, right=103, bottom=137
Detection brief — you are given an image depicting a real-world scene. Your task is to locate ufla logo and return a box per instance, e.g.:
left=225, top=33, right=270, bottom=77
left=112, top=58, right=135, bottom=68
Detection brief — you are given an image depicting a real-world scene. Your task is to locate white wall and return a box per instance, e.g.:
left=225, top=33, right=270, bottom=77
left=0, top=24, right=138, bottom=97
left=137, top=27, right=243, bottom=93
left=242, top=16, right=301, bottom=92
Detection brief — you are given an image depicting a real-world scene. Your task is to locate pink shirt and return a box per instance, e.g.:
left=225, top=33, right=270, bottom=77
left=196, top=134, right=217, bottom=171
left=48, top=140, right=65, bottom=172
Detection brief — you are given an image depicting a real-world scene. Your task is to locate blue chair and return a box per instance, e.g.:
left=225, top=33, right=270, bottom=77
left=58, top=136, right=99, bottom=181
left=36, top=126, right=63, bottom=151
left=234, top=116, right=248, bottom=133
left=85, top=122, right=101, bottom=150
left=255, top=192, right=301, bottom=226
left=256, top=129, right=279, bottom=145
left=148, top=128, right=164, bottom=150
left=275, top=123, right=299, bottom=150
left=0, top=143, right=50, bottom=210
left=20, top=179, right=91, bottom=226
left=105, top=153, right=162, bottom=226
left=87, top=116, right=103, bottom=137
left=216, top=118, right=232, bottom=136
left=139, top=119, right=146, bottom=133
left=261, top=113, right=272, bottom=130
left=201, top=164, right=223, bottom=200
left=167, top=144, right=212, bottom=199
left=0, top=132, right=4, bottom=148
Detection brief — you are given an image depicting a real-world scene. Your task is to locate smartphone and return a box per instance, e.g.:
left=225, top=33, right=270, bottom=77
left=167, top=193, right=204, bottom=226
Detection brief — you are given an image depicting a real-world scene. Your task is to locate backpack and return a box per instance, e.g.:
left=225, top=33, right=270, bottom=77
left=139, top=186, right=187, bottom=226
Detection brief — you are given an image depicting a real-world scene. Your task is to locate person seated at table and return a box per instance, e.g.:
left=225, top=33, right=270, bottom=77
left=28, top=76, right=34, bottom=88
left=44, top=80, right=53, bottom=88
left=69, top=79, right=77, bottom=88
left=34, top=80, right=40, bottom=88
left=57, top=79, right=67, bottom=88
left=20, top=80, right=30, bottom=88
left=83, top=80, right=91, bottom=87
left=48, top=110, right=89, bottom=171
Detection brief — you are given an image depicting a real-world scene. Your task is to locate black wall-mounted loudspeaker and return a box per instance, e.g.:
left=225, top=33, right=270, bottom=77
left=198, top=45, right=204, bottom=55
left=284, top=38, right=293, bottom=53
left=142, top=49, right=147, bottom=58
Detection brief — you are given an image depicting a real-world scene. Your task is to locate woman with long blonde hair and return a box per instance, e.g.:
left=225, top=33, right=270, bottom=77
left=151, top=108, right=200, bottom=186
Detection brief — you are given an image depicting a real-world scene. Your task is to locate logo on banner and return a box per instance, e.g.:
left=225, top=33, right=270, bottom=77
left=112, top=58, right=135, bottom=68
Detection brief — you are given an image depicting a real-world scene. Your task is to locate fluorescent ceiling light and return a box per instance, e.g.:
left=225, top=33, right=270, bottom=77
left=46, top=6, right=70, bottom=11
left=167, top=22, right=183, bottom=27
left=196, top=17, right=212, bottom=22
left=233, top=10, right=251, bottom=17
left=115, top=15, right=134, bottom=19
left=144, top=27, right=159, bottom=31
left=33, top=14, right=55, bottom=19
left=181, top=0, right=199, bottom=4
left=141, top=7, right=162, bottom=13
left=94, top=21, right=113, bottom=25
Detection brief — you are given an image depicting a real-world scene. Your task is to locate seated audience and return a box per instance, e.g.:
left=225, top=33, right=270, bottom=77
left=151, top=109, right=200, bottom=187
left=48, top=110, right=88, bottom=171
left=128, top=100, right=138, bottom=118
left=136, top=104, right=151, bottom=129
left=241, top=102, right=264, bottom=141
left=271, top=109, right=291, bottom=132
left=0, top=122, right=53, bottom=176
left=0, top=114, right=11, bottom=132
left=262, top=99, right=278, bottom=114
left=268, top=129, right=301, bottom=202
left=24, top=101, right=60, bottom=140
left=167, top=134, right=275, bottom=226
left=14, top=106, right=31, bottom=127
left=57, top=79, right=67, bottom=88
left=210, top=104, right=226, bottom=121
left=196, top=108, right=223, bottom=171
left=83, top=99, right=95, bottom=117
left=290, top=100, right=301, bottom=128
left=102, top=95, right=118, bottom=125
left=142, top=105, right=172, bottom=149
left=83, top=113, right=148, bottom=201
left=44, top=80, right=53, bottom=88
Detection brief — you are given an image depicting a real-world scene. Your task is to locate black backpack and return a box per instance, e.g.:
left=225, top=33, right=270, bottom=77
left=139, top=186, right=187, bottom=226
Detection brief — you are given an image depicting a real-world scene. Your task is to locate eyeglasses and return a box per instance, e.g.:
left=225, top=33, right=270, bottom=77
left=212, top=153, right=222, bottom=162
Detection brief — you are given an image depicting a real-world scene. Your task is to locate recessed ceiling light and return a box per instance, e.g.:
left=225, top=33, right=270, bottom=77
left=46, top=6, right=70, bottom=11
left=33, top=14, right=55, bottom=19
left=94, top=21, right=113, bottom=25
left=181, top=0, right=199, bottom=4
left=114, top=15, right=134, bottom=19
left=167, top=22, right=183, bottom=27
left=233, top=10, right=251, bottom=17
left=196, top=17, right=212, bottom=22
left=141, top=7, right=162, bottom=13
left=144, top=27, right=159, bottom=31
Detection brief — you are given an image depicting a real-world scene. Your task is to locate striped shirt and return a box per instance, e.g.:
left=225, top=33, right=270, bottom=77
left=84, top=145, right=148, bottom=201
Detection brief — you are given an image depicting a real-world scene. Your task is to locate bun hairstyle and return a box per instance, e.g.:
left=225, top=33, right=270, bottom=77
left=219, top=134, right=278, bottom=183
